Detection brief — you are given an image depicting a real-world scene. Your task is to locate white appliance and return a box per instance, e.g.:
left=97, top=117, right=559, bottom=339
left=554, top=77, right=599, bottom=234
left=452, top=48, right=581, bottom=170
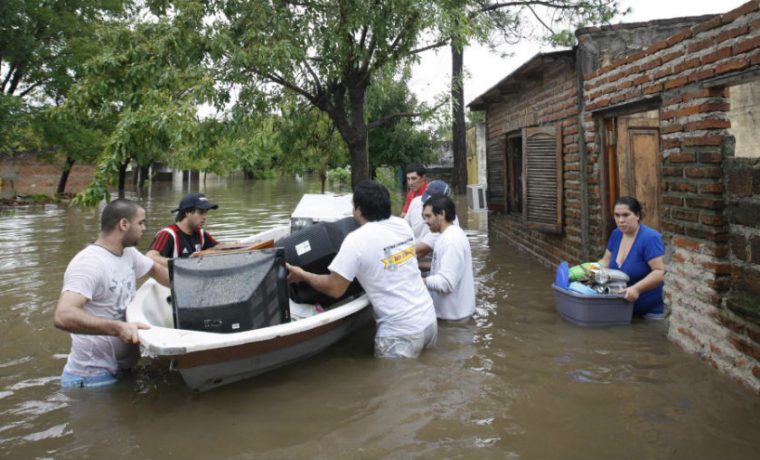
left=466, top=184, right=487, bottom=211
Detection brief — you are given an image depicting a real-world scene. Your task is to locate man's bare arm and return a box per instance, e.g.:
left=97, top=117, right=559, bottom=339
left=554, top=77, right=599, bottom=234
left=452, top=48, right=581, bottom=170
left=285, top=263, right=351, bottom=299
left=53, top=291, right=149, bottom=344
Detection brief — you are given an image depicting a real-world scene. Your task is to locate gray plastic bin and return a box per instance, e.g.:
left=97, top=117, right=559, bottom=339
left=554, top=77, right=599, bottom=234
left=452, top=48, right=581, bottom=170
left=552, top=284, right=633, bottom=326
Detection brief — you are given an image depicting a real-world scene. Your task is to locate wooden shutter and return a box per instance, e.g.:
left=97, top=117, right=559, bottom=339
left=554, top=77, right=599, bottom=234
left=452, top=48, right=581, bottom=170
left=522, top=124, right=563, bottom=233
left=487, top=136, right=506, bottom=211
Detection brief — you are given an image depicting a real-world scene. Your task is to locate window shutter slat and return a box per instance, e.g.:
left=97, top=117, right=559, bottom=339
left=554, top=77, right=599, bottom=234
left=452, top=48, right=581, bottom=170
left=522, top=124, right=563, bottom=234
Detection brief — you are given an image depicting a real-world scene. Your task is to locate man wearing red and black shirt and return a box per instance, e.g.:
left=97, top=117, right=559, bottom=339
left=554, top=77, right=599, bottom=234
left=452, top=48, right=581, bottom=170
left=400, top=163, right=427, bottom=218
left=146, top=192, right=219, bottom=267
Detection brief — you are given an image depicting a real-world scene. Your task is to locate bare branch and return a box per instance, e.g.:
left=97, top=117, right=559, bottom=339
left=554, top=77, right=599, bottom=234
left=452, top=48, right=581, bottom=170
left=481, top=1, right=577, bottom=13
left=527, top=4, right=556, bottom=34
left=409, top=39, right=450, bottom=55
left=18, top=81, right=43, bottom=98
left=367, top=101, right=446, bottom=129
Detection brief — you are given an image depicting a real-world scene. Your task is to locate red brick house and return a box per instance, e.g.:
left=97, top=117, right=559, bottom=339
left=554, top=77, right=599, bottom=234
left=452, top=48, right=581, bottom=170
left=469, top=1, right=760, bottom=393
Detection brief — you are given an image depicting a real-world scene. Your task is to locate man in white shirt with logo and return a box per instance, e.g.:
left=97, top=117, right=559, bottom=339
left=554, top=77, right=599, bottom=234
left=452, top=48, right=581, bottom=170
left=286, top=180, right=437, bottom=358
left=54, top=199, right=170, bottom=388
left=422, top=196, right=476, bottom=321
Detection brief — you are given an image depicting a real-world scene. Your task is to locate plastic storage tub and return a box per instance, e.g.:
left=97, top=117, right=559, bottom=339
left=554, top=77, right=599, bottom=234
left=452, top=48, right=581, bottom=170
left=552, top=284, right=633, bottom=326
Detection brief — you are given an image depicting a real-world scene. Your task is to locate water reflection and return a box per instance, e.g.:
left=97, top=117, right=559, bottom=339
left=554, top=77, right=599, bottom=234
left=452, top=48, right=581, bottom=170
left=0, top=176, right=758, bottom=459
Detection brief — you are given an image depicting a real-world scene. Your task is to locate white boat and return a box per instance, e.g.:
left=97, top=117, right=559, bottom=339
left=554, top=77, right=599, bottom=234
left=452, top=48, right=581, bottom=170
left=126, top=195, right=373, bottom=392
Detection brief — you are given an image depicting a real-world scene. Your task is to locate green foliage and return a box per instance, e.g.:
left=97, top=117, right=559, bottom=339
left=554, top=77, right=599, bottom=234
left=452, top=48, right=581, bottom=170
left=0, top=94, right=42, bottom=156
left=274, top=97, right=348, bottom=177
left=326, top=166, right=351, bottom=186
left=66, top=2, right=215, bottom=205
left=1, top=0, right=129, bottom=99
left=367, top=67, right=438, bottom=171
left=467, top=110, right=485, bottom=127
left=374, top=166, right=399, bottom=191
left=213, top=0, right=441, bottom=185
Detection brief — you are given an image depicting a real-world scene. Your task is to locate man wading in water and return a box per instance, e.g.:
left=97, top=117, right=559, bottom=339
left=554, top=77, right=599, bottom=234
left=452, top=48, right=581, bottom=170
left=54, top=199, right=169, bottom=388
left=286, top=180, right=438, bottom=358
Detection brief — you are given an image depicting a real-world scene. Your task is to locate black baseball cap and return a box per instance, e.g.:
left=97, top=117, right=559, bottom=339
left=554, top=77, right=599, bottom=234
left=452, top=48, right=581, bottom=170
left=172, top=192, right=219, bottom=213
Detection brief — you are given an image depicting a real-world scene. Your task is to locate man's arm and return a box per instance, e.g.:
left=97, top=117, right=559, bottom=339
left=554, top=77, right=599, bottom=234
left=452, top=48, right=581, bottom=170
left=424, top=244, right=464, bottom=294
left=145, top=249, right=169, bottom=268
left=204, top=230, right=219, bottom=249
left=53, top=291, right=149, bottom=344
left=415, top=241, right=432, bottom=258
left=148, top=261, right=170, bottom=287
left=286, top=263, right=351, bottom=299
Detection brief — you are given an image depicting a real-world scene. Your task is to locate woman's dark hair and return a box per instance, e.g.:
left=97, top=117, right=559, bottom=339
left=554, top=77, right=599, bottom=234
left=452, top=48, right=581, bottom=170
left=614, top=196, right=643, bottom=218
left=424, top=196, right=456, bottom=223
left=101, top=199, right=141, bottom=232
left=353, top=180, right=391, bottom=222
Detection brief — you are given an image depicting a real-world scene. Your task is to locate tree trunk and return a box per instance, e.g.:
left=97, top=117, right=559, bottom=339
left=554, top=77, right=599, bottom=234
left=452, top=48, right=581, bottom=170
left=56, top=156, right=75, bottom=195
left=451, top=43, right=467, bottom=195
left=118, top=161, right=128, bottom=199
left=132, top=161, right=139, bottom=188
left=347, top=84, right=370, bottom=188
left=138, top=161, right=152, bottom=190
left=319, top=168, right=327, bottom=194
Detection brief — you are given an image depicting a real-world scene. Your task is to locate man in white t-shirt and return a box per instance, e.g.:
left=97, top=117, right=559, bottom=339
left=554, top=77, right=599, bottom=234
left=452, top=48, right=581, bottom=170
left=54, top=199, right=169, bottom=389
left=406, top=180, right=459, bottom=260
left=286, top=180, right=437, bottom=358
left=422, top=196, right=476, bottom=321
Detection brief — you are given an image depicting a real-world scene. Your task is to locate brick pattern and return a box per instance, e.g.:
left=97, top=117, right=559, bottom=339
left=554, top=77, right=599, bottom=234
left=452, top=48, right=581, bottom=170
left=581, top=0, right=760, bottom=394
left=0, top=156, right=96, bottom=196
left=485, top=57, right=583, bottom=265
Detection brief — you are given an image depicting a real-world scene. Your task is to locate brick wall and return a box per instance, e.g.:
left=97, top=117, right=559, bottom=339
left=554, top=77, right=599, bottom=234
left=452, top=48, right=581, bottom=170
left=485, top=55, right=584, bottom=265
left=583, top=0, right=760, bottom=393
left=0, top=154, right=96, bottom=196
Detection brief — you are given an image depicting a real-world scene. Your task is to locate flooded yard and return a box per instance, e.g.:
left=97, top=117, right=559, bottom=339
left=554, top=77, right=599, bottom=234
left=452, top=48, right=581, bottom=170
left=0, top=176, right=757, bottom=459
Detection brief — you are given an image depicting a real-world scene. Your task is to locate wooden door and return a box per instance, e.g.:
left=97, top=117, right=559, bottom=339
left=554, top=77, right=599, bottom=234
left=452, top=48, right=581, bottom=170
left=616, top=115, right=661, bottom=231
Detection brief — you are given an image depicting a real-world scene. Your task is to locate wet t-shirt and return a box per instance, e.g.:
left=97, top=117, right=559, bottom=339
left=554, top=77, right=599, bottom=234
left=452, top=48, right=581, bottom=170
left=61, top=245, right=153, bottom=376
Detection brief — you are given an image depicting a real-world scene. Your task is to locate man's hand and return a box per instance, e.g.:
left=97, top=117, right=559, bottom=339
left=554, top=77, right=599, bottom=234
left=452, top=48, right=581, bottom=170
left=117, top=322, right=151, bottom=345
left=286, top=263, right=305, bottom=284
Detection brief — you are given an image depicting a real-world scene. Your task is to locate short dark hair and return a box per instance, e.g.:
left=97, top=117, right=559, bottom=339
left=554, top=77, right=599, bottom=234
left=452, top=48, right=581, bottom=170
left=614, top=196, right=643, bottom=218
left=424, top=196, right=456, bottom=223
left=353, top=180, right=391, bottom=222
left=101, top=199, right=141, bottom=232
left=405, top=162, right=426, bottom=177
left=175, top=207, right=196, bottom=222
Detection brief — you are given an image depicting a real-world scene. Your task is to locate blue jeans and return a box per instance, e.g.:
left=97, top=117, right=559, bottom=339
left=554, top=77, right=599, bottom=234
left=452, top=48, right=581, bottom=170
left=60, top=370, right=126, bottom=389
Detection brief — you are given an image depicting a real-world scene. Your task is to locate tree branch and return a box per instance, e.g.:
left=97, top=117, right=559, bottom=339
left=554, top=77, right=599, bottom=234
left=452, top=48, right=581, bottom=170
left=480, top=1, right=577, bottom=13
left=18, top=81, right=43, bottom=98
left=527, top=4, right=556, bottom=34
left=367, top=101, right=446, bottom=129
left=409, top=39, right=450, bottom=55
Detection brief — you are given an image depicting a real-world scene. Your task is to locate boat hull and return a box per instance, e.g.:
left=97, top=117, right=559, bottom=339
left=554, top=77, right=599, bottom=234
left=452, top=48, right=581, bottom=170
left=176, top=307, right=372, bottom=391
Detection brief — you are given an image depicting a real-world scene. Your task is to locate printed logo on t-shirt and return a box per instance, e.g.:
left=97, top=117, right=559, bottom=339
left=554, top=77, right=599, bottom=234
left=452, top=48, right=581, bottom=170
left=182, top=248, right=189, bottom=255
left=109, top=274, right=135, bottom=311
left=380, top=238, right=415, bottom=270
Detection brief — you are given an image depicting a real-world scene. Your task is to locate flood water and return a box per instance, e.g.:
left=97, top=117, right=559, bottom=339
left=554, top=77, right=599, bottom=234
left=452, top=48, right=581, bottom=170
left=1, top=176, right=758, bottom=459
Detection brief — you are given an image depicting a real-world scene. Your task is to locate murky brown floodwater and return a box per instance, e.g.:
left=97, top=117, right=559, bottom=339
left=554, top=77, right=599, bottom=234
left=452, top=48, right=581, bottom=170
left=1, top=176, right=758, bottom=460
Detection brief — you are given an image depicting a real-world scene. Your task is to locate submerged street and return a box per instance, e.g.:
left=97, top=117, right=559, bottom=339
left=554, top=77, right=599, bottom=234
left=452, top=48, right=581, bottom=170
left=0, top=176, right=758, bottom=459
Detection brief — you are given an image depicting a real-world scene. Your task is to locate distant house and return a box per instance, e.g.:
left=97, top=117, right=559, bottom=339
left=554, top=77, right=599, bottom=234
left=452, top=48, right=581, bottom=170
left=469, top=2, right=760, bottom=394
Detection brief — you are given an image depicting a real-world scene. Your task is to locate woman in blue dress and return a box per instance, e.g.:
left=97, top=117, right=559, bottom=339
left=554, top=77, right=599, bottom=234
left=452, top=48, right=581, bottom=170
left=599, top=196, right=666, bottom=319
